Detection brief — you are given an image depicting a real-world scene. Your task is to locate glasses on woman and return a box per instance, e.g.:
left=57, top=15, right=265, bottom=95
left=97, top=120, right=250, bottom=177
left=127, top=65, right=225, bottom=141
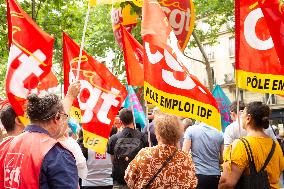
left=59, top=112, right=69, bottom=120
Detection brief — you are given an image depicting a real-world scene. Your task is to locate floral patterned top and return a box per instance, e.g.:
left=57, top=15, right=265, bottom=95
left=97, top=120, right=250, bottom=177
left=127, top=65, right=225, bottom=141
left=125, top=144, right=197, bottom=189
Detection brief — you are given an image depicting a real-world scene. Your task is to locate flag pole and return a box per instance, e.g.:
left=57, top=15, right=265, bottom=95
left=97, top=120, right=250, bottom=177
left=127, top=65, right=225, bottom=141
left=266, top=94, right=272, bottom=105
left=144, top=101, right=152, bottom=147
left=76, top=2, right=91, bottom=80
left=235, top=71, right=241, bottom=138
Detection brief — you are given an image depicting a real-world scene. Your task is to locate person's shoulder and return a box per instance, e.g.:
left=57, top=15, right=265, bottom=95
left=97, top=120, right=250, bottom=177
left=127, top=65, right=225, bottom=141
left=224, top=121, right=238, bottom=136
left=132, top=129, right=144, bottom=137
left=140, top=146, right=152, bottom=153
left=176, top=149, right=192, bottom=161
left=274, top=141, right=284, bottom=157
left=264, top=126, right=277, bottom=139
left=177, top=149, right=190, bottom=156
left=109, top=132, right=119, bottom=141
left=231, top=137, right=246, bottom=151
left=52, top=143, right=75, bottom=157
left=142, top=124, right=148, bottom=133
left=134, top=146, right=152, bottom=159
left=43, top=143, right=76, bottom=169
left=185, top=124, right=197, bottom=132
left=225, top=121, right=236, bottom=131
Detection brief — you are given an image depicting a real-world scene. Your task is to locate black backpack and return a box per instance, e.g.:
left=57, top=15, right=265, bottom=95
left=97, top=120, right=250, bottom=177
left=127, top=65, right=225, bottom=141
left=113, top=132, right=144, bottom=184
left=236, top=138, right=276, bottom=189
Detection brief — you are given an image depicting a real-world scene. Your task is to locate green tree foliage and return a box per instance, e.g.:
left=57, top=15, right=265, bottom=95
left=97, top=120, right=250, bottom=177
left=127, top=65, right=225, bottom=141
left=0, top=0, right=123, bottom=97
left=0, top=0, right=234, bottom=98
left=193, top=0, right=234, bottom=45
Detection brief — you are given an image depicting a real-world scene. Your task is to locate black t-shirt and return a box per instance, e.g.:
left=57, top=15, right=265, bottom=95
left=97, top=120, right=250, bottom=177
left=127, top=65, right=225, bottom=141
left=107, top=127, right=148, bottom=155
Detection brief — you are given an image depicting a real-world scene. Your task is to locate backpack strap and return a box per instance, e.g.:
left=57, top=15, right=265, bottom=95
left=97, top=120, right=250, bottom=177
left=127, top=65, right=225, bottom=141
left=260, top=140, right=276, bottom=172
left=239, top=138, right=257, bottom=174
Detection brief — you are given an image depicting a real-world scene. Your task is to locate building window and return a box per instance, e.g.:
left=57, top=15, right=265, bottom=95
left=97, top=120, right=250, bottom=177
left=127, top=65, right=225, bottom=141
left=265, top=94, right=276, bottom=104
left=229, top=37, right=235, bottom=57
left=203, top=43, right=215, bottom=62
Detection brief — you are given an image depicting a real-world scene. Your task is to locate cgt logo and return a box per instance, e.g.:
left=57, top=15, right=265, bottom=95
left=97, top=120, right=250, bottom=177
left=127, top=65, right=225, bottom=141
left=69, top=71, right=120, bottom=125
left=159, top=0, right=195, bottom=50
left=4, top=153, right=24, bottom=189
left=244, top=7, right=273, bottom=51
left=8, top=45, right=46, bottom=98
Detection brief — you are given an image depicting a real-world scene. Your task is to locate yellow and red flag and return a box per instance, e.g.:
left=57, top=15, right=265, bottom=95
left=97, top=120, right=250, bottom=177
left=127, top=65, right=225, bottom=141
left=121, top=25, right=144, bottom=86
left=6, top=0, right=56, bottom=125
left=63, top=33, right=127, bottom=154
left=142, top=0, right=221, bottom=130
left=236, top=0, right=284, bottom=95
left=111, top=2, right=139, bottom=48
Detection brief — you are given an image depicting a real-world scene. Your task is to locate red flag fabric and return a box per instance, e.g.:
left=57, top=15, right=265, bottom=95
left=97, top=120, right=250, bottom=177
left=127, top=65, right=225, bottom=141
left=258, top=0, right=284, bottom=67
left=142, top=0, right=221, bottom=130
left=37, top=72, right=58, bottom=91
left=236, top=0, right=284, bottom=95
left=121, top=25, right=144, bottom=86
left=6, top=0, right=55, bottom=125
left=111, top=3, right=138, bottom=49
left=63, top=33, right=127, bottom=154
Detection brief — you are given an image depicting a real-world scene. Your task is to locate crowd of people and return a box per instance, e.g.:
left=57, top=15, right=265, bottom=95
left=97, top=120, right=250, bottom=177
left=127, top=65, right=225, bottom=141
left=0, top=84, right=284, bottom=189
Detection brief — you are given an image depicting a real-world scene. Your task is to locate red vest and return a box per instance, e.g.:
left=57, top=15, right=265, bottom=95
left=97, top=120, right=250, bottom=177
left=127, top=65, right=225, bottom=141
left=0, top=132, right=57, bottom=189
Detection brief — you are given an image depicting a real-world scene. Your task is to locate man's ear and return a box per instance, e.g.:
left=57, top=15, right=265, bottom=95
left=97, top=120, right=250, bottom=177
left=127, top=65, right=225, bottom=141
left=15, top=117, right=24, bottom=128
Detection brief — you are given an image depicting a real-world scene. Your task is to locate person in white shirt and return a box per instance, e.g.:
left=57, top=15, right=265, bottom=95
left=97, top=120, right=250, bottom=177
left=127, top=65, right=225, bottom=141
left=80, top=126, right=118, bottom=189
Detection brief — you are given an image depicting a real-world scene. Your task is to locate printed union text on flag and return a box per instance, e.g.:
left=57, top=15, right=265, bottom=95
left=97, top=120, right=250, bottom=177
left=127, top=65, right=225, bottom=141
left=121, top=25, right=144, bottom=86
left=111, top=3, right=138, bottom=49
left=6, top=0, right=55, bottom=125
left=63, top=33, right=127, bottom=154
left=212, top=85, right=232, bottom=132
left=142, top=0, right=221, bottom=130
left=236, top=0, right=284, bottom=95
left=112, top=0, right=195, bottom=52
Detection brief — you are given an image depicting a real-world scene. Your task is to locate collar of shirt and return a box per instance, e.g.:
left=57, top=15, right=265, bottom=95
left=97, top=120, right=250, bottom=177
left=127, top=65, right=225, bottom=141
left=122, top=127, right=135, bottom=132
left=24, top=125, right=50, bottom=136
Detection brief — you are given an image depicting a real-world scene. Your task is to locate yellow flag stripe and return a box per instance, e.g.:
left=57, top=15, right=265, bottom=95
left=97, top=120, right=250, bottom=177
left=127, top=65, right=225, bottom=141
left=144, top=82, right=221, bottom=131
left=236, top=70, right=284, bottom=95
left=83, top=129, right=109, bottom=154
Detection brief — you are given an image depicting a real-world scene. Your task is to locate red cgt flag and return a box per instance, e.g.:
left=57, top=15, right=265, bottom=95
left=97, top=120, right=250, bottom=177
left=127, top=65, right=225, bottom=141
left=236, top=0, right=284, bottom=95
left=121, top=25, right=144, bottom=86
left=63, top=33, right=127, bottom=154
left=258, top=0, right=284, bottom=67
left=6, top=0, right=55, bottom=125
left=142, top=0, right=221, bottom=130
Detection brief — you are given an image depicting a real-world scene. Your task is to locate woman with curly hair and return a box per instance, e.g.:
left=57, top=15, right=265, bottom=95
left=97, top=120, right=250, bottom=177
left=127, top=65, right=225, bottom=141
left=125, top=113, right=197, bottom=189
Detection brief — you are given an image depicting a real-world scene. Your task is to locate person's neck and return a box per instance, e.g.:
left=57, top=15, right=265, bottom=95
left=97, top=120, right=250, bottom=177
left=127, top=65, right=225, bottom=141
left=246, top=126, right=267, bottom=137
left=123, top=123, right=134, bottom=129
left=7, top=128, right=22, bottom=136
left=32, top=122, right=52, bottom=136
left=7, top=125, right=24, bottom=136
